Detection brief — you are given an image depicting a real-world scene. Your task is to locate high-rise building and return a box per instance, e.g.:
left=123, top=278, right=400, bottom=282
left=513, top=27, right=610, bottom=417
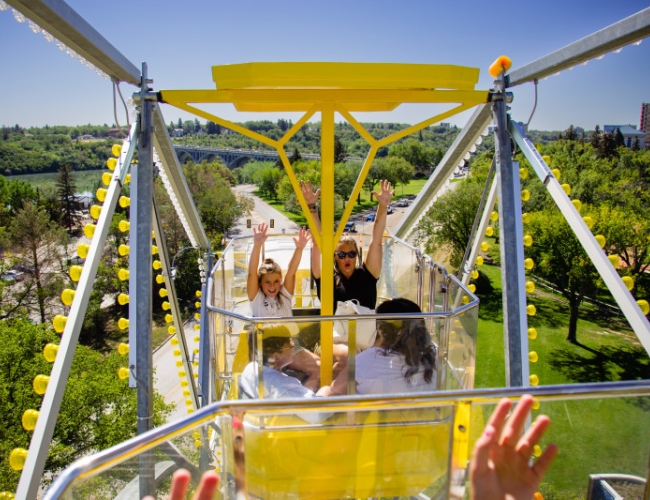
left=641, top=103, right=650, bottom=150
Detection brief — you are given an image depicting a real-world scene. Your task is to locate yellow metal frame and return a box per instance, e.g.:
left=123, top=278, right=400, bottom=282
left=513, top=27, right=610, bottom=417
left=159, top=61, right=489, bottom=384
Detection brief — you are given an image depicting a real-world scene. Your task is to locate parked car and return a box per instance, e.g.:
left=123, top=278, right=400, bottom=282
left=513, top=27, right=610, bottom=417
left=387, top=205, right=394, bottom=214
left=1, top=270, right=18, bottom=282
left=343, top=221, right=357, bottom=233
left=365, top=213, right=376, bottom=222
left=396, top=199, right=410, bottom=207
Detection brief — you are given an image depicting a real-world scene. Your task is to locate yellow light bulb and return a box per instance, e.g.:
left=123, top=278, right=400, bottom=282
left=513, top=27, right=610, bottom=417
left=156, top=275, right=165, bottom=284
left=176, top=360, right=183, bottom=367
left=77, top=243, right=90, bottom=259
left=96, top=188, right=107, bottom=202
left=61, top=288, right=75, bottom=306
left=178, top=370, right=186, bottom=378
left=522, top=212, right=531, bottom=224
left=153, top=260, right=162, bottom=270
left=195, top=301, right=201, bottom=309
left=480, top=242, right=489, bottom=252
left=551, top=168, right=560, bottom=179
left=528, top=351, right=539, bottom=363
left=33, top=374, right=50, bottom=395
left=523, top=234, right=533, bottom=247
left=118, top=318, right=129, bottom=330
left=111, top=144, right=122, bottom=157
left=637, top=300, right=650, bottom=316
left=165, top=314, right=173, bottom=323
left=526, top=304, right=537, bottom=316
left=119, top=196, right=130, bottom=208
left=524, top=258, right=535, bottom=270
left=102, top=172, right=112, bottom=186
left=542, top=155, right=551, bottom=165
left=528, top=327, right=538, bottom=339
left=532, top=398, right=540, bottom=410
left=193, top=348, right=200, bottom=355
left=171, top=338, right=179, bottom=346
left=159, top=289, right=168, bottom=298
left=194, top=313, right=201, bottom=320
left=106, top=157, right=117, bottom=171
left=90, top=205, right=102, bottom=220
left=529, top=374, right=539, bottom=386
left=485, top=226, right=494, bottom=237
left=195, top=290, right=202, bottom=298
left=22, top=409, right=39, bottom=431
left=118, top=244, right=130, bottom=256
left=471, top=270, right=479, bottom=280
left=476, top=256, right=484, bottom=266
left=152, top=245, right=158, bottom=255
left=525, top=281, right=535, bottom=293
left=572, top=199, right=582, bottom=212
left=608, top=254, right=620, bottom=268
left=173, top=349, right=181, bottom=357
left=194, top=324, right=201, bottom=331
left=519, top=167, right=528, bottom=179
left=582, top=216, right=594, bottom=229
left=595, top=234, right=606, bottom=248
left=117, top=343, right=129, bottom=355
left=532, top=445, right=542, bottom=457
left=118, top=220, right=130, bottom=233
left=168, top=326, right=177, bottom=335
left=9, top=448, right=28, bottom=471
left=561, top=183, right=571, bottom=195
left=53, top=315, right=67, bottom=333
left=490, top=211, right=498, bottom=221
left=162, top=301, right=171, bottom=311
left=462, top=296, right=469, bottom=304
left=125, top=173, right=131, bottom=183
left=118, top=293, right=129, bottom=305
left=118, top=367, right=130, bottom=380
left=622, top=276, right=634, bottom=291
left=43, top=343, right=59, bottom=362
left=468, top=284, right=476, bottom=293
left=83, top=224, right=96, bottom=239
left=118, top=268, right=129, bottom=281
left=521, top=189, right=530, bottom=202
left=181, top=379, right=188, bottom=387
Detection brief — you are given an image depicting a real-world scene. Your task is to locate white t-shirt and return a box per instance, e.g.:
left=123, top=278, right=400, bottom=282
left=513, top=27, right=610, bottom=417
left=250, top=287, right=293, bottom=318
left=239, top=362, right=328, bottom=424
left=355, top=347, right=436, bottom=395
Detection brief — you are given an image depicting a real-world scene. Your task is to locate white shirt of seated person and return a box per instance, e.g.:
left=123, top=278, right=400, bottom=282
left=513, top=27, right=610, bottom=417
left=355, top=347, right=436, bottom=394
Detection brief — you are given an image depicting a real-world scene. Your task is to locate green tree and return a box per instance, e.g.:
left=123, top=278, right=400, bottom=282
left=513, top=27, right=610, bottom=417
left=383, top=156, right=415, bottom=195
left=334, top=136, right=347, bottom=163
left=388, top=138, right=433, bottom=174
left=525, top=210, right=600, bottom=343
left=0, top=318, right=173, bottom=492
left=55, top=164, right=82, bottom=233
left=8, top=202, right=68, bottom=323
left=415, top=179, right=482, bottom=268
left=590, top=125, right=601, bottom=149
left=289, top=147, right=302, bottom=164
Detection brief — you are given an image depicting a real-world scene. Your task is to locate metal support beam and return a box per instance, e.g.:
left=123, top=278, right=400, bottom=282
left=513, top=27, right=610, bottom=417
left=15, top=122, right=138, bottom=500
left=508, top=7, right=650, bottom=87
left=393, top=104, right=492, bottom=240
left=493, top=92, right=529, bottom=388
left=5, top=0, right=140, bottom=84
left=151, top=198, right=199, bottom=407
left=152, top=105, right=210, bottom=250
left=132, top=63, right=155, bottom=498
left=198, top=252, right=214, bottom=407
left=509, top=120, right=650, bottom=354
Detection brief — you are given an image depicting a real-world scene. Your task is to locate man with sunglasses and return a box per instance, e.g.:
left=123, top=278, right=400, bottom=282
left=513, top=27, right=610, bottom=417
left=301, top=179, right=394, bottom=310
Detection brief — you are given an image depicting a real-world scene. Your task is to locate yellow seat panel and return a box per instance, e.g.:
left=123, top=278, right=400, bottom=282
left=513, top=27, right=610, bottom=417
left=212, top=62, right=479, bottom=91
left=243, top=411, right=452, bottom=499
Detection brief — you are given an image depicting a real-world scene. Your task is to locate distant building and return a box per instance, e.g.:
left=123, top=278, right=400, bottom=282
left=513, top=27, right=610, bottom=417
left=603, top=125, right=644, bottom=149
left=171, top=128, right=184, bottom=137
left=640, top=103, right=650, bottom=150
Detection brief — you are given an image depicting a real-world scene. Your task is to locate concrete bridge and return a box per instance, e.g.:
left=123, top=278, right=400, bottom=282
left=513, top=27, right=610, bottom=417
left=172, top=145, right=320, bottom=169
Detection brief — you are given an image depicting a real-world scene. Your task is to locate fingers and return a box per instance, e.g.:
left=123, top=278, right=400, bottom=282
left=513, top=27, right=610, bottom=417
left=193, top=471, right=220, bottom=500
left=469, top=423, right=499, bottom=477
left=485, top=397, right=512, bottom=438
left=169, top=468, right=191, bottom=500
left=516, top=414, right=551, bottom=457
left=500, top=394, right=534, bottom=447
left=532, top=442, right=558, bottom=480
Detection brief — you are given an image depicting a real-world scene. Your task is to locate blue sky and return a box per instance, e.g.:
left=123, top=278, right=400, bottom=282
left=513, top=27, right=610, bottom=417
left=1, top=0, right=649, bottom=132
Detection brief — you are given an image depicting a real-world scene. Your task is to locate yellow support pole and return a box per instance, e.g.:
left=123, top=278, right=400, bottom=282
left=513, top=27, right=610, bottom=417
left=320, top=103, right=335, bottom=385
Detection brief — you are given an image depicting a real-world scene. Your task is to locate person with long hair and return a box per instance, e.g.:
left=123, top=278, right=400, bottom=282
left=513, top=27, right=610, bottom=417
left=301, top=179, right=393, bottom=310
left=328, top=297, right=436, bottom=395
left=247, top=222, right=321, bottom=390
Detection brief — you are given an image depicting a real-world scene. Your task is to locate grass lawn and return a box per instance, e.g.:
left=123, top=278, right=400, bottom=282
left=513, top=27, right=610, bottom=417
left=474, top=263, right=650, bottom=498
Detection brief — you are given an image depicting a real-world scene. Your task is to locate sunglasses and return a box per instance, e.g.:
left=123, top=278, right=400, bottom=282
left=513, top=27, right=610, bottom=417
left=336, top=251, right=358, bottom=259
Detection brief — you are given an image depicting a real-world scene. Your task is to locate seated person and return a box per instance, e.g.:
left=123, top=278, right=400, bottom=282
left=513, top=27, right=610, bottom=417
left=239, top=324, right=331, bottom=423
left=329, top=298, right=436, bottom=395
